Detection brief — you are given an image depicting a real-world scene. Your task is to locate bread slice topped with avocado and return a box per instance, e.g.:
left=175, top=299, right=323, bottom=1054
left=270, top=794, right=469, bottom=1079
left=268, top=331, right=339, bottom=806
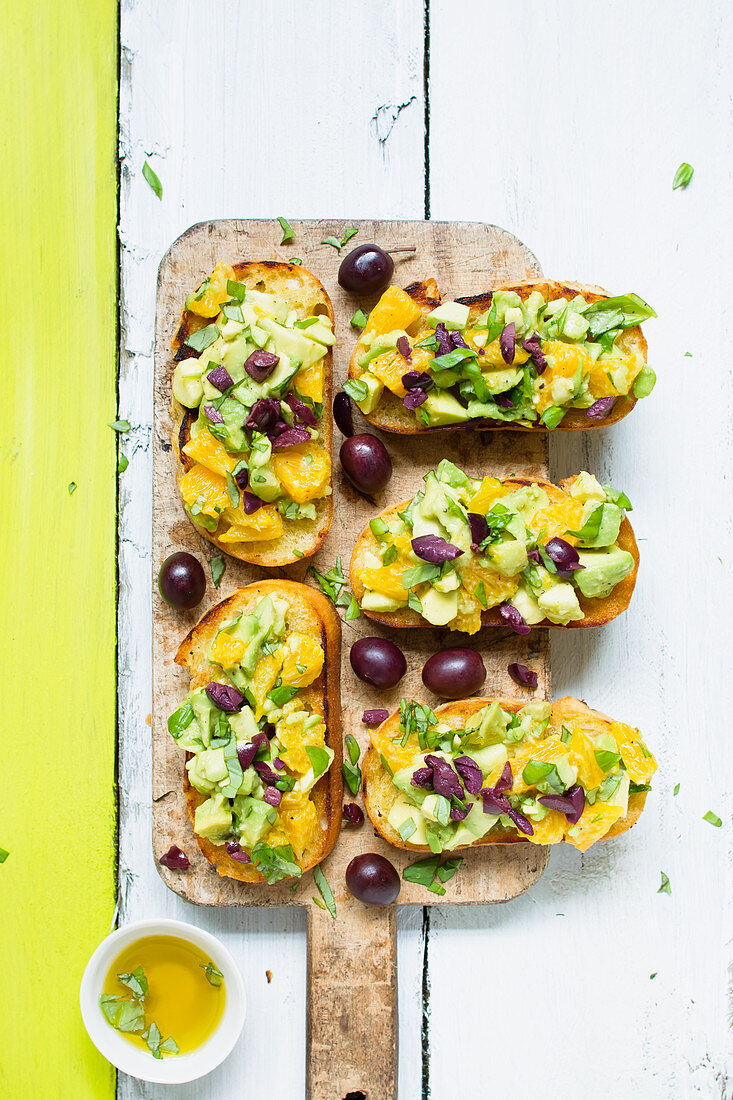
left=363, top=696, right=656, bottom=854
left=168, top=580, right=342, bottom=885
left=171, top=261, right=335, bottom=566
left=345, top=278, right=655, bottom=433
left=349, top=461, right=638, bottom=634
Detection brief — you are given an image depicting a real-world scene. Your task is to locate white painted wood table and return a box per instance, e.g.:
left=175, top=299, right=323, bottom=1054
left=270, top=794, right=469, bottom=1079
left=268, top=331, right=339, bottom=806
left=118, top=2, right=733, bottom=1096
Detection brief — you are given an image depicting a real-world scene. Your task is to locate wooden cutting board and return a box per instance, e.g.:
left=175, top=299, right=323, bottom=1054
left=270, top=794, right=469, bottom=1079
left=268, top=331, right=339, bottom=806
left=152, top=220, right=550, bottom=1100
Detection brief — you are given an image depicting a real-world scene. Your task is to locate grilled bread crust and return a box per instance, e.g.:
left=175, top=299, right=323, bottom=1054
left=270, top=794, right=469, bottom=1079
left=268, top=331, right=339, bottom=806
left=172, top=261, right=334, bottom=566
left=349, top=475, right=638, bottom=631
left=363, top=696, right=647, bottom=851
left=174, top=580, right=342, bottom=883
left=347, top=279, right=647, bottom=434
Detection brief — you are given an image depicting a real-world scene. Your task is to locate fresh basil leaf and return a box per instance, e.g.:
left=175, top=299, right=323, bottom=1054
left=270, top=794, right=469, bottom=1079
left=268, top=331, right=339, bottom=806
left=342, top=759, right=362, bottom=797
left=407, top=591, right=423, bottom=614
left=436, top=856, right=463, bottom=884
left=168, top=702, right=194, bottom=738
left=633, top=367, right=656, bottom=398
left=594, top=748, right=621, bottom=772
left=68, top=481, right=77, bottom=495
left=108, top=419, right=131, bottom=433
left=673, top=782, right=680, bottom=796
left=221, top=302, right=244, bottom=323
left=312, top=896, right=326, bottom=910
left=474, top=581, right=488, bottom=609
left=585, top=294, right=656, bottom=338
left=143, top=1021, right=163, bottom=1058
left=703, top=810, right=722, bottom=827
left=380, top=753, right=394, bottom=777
left=321, top=236, right=342, bottom=251
left=402, top=562, right=441, bottom=588
left=560, top=726, right=572, bottom=745
left=351, top=309, right=368, bottom=330
left=402, top=854, right=441, bottom=887
left=345, top=594, right=361, bottom=621
left=540, top=405, right=566, bottom=430
left=294, top=316, right=320, bottom=329
left=268, top=684, right=301, bottom=708
left=430, top=347, right=477, bottom=372
left=117, top=454, right=129, bottom=473
left=382, top=544, right=398, bottom=567
left=225, top=470, right=240, bottom=509
left=567, top=503, right=603, bottom=541
left=629, top=782, right=652, bottom=793
left=341, top=227, right=359, bottom=248
left=117, top=966, right=148, bottom=1000
left=226, top=279, right=246, bottom=301
left=313, top=866, right=337, bottom=919
left=603, top=485, right=632, bottom=511
left=199, top=962, right=224, bottom=987
left=251, top=842, right=302, bottom=883
left=100, top=994, right=145, bottom=1033
left=0, top=848, right=8, bottom=863
left=522, top=760, right=555, bottom=786
left=658, top=871, right=671, bottom=895
left=672, top=162, right=694, bottom=190
left=185, top=324, right=219, bottom=353
left=142, top=160, right=162, bottom=199
left=159, top=1037, right=179, bottom=1055
left=426, top=880, right=447, bottom=895
left=345, top=733, right=360, bottom=766
left=277, top=216, right=294, bottom=244
left=305, top=745, right=331, bottom=781
left=210, top=554, right=225, bottom=589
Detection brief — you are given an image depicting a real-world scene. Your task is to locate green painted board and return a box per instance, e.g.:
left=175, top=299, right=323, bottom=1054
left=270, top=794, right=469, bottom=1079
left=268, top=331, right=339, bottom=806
left=0, top=1, right=118, bottom=1095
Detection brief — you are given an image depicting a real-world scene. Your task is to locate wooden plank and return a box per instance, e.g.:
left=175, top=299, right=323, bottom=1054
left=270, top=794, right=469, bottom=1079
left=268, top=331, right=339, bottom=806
left=117, top=6, right=428, bottom=1097
left=152, top=218, right=548, bottom=1099
left=0, top=2, right=118, bottom=1097
left=427, top=2, right=733, bottom=1096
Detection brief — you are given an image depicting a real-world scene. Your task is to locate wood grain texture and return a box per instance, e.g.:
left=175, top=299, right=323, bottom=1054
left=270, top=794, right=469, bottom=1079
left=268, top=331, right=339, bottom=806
left=117, top=6, right=431, bottom=1098
left=0, top=2, right=118, bottom=1098
left=428, top=3, right=733, bottom=1097
left=152, top=219, right=548, bottom=1099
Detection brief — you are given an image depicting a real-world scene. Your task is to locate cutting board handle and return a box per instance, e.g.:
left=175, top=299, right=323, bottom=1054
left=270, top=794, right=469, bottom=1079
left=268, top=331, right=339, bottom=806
left=306, top=903, right=397, bottom=1100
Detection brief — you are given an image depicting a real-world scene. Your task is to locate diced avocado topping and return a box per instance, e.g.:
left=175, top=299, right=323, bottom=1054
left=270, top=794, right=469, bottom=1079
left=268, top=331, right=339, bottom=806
left=354, top=285, right=655, bottom=427
left=356, top=462, right=633, bottom=633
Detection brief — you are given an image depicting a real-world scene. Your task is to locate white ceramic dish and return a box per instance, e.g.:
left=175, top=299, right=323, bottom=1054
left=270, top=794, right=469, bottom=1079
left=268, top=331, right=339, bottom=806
left=79, top=917, right=246, bottom=1084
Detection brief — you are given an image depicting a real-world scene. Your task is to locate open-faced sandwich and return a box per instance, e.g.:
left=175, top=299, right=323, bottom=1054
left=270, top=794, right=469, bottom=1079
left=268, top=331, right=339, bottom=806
left=346, top=279, right=655, bottom=432
left=350, top=461, right=637, bottom=634
left=363, top=696, right=656, bottom=853
left=167, top=580, right=342, bottom=884
left=171, top=261, right=334, bottom=565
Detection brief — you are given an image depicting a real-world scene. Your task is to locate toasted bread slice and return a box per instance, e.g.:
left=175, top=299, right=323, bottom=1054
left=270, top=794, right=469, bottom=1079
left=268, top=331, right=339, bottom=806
left=173, top=580, right=342, bottom=884
left=363, top=696, right=649, bottom=852
left=350, top=474, right=638, bottom=631
left=348, top=279, right=647, bottom=434
left=172, top=261, right=334, bottom=566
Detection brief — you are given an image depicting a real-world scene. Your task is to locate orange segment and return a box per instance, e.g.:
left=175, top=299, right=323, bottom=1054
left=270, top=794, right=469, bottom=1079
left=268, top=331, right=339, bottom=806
left=567, top=803, right=624, bottom=852
left=272, top=444, right=331, bottom=504
left=531, top=487, right=584, bottom=543
left=279, top=634, right=324, bottom=688
left=459, top=560, right=518, bottom=609
left=534, top=341, right=593, bottom=414
left=361, top=559, right=409, bottom=601
left=294, top=363, right=324, bottom=404
left=179, top=464, right=229, bottom=518
left=527, top=809, right=566, bottom=845
left=468, top=477, right=506, bottom=515
left=276, top=791, right=319, bottom=859
left=612, top=721, right=657, bottom=785
left=362, top=286, right=422, bottom=343
left=277, top=715, right=327, bottom=774
left=182, top=429, right=238, bottom=478
left=369, top=721, right=419, bottom=775
left=566, top=727, right=606, bottom=791
left=217, top=505, right=283, bottom=542
left=186, top=261, right=236, bottom=318
left=209, top=633, right=246, bottom=669
left=251, top=652, right=284, bottom=716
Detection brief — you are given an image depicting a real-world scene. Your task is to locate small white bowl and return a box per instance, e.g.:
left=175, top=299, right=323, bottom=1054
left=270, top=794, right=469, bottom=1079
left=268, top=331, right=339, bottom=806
left=80, top=917, right=246, bottom=1084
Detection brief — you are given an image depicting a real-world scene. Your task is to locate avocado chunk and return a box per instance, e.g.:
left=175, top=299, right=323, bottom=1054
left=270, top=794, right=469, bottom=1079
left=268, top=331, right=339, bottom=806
left=422, top=391, right=470, bottom=426
left=537, top=582, right=584, bottom=625
left=420, top=587, right=458, bottom=626
left=569, top=471, right=605, bottom=504
left=190, top=689, right=222, bottom=748
left=228, top=705, right=260, bottom=742
left=302, top=319, right=335, bottom=347
left=259, top=317, right=325, bottom=368
left=194, top=793, right=233, bottom=843
left=353, top=372, right=384, bottom=415
left=186, top=748, right=229, bottom=794
left=248, top=463, right=282, bottom=503
left=233, top=796, right=273, bottom=848
left=172, top=360, right=204, bottom=408
left=578, top=502, right=623, bottom=548
left=509, top=585, right=545, bottom=626
left=574, top=546, right=634, bottom=599
left=387, top=797, right=429, bottom=845
left=361, top=590, right=407, bottom=613
left=414, top=473, right=471, bottom=550
left=488, top=537, right=528, bottom=577
left=426, top=301, right=470, bottom=330
left=464, top=700, right=512, bottom=747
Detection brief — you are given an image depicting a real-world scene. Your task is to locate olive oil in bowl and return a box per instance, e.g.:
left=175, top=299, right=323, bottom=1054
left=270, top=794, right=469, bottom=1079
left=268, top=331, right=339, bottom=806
left=101, top=935, right=225, bottom=1057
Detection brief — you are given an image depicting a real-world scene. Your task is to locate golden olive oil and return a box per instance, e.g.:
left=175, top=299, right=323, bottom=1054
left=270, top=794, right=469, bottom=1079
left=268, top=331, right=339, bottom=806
left=102, top=935, right=225, bottom=1054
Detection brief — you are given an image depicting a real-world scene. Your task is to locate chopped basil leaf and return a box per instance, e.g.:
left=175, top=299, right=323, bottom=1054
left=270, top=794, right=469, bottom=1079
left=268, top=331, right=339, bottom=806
left=703, top=810, right=722, bottom=827
left=251, top=842, right=302, bottom=883
left=540, top=405, right=566, bottom=430
left=567, top=504, right=603, bottom=541
left=288, top=257, right=302, bottom=265
left=398, top=818, right=417, bottom=841
left=436, top=856, right=463, bottom=884
left=210, top=554, right=225, bottom=588
left=474, top=581, right=488, bottom=609
left=603, top=485, right=632, bottom=510
left=380, top=753, right=394, bottom=778
left=221, top=302, right=244, bottom=323
left=312, top=895, right=326, bottom=910
left=658, top=871, right=671, bottom=895
left=305, top=745, right=331, bottom=781
left=672, top=162, right=694, bottom=190
left=117, top=966, right=148, bottom=1000
left=226, top=279, right=246, bottom=301
left=294, top=316, right=320, bottom=329
left=426, top=880, right=446, bottom=895
left=629, top=782, right=652, bottom=793
left=407, top=591, right=423, bottom=614
left=313, top=866, right=337, bottom=919
left=560, top=726, right=572, bottom=745
left=351, top=309, right=368, bottom=330
left=225, top=470, right=240, bottom=508
left=342, top=758, right=362, bottom=797
left=100, top=995, right=146, bottom=1033
left=108, top=419, right=131, bottom=433
left=294, top=549, right=304, bottom=558
left=345, top=733, right=361, bottom=766
left=673, top=783, right=680, bottom=796
left=159, top=1037, right=179, bottom=1055
left=341, top=227, right=359, bottom=248
left=277, top=216, right=294, bottom=244
left=117, top=454, right=129, bottom=473
left=345, top=595, right=361, bottom=620
left=68, top=481, right=77, bottom=495
left=343, top=378, right=369, bottom=403
left=185, top=324, right=219, bottom=352
left=199, top=962, right=224, bottom=987
left=402, top=855, right=441, bottom=887
left=370, top=517, right=389, bottom=539
left=321, top=236, right=343, bottom=252
left=168, top=702, right=194, bottom=738
left=142, top=160, right=162, bottom=200
left=382, top=544, right=398, bottom=567
left=585, top=294, right=656, bottom=338
left=0, top=848, right=8, bottom=863
left=268, top=684, right=301, bottom=708
left=594, top=748, right=621, bottom=772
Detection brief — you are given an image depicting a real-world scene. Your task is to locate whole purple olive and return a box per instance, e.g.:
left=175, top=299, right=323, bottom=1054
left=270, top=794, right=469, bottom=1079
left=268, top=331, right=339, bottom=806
left=345, top=853, right=401, bottom=906
left=158, top=552, right=206, bottom=609
left=340, top=433, right=392, bottom=495
left=422, top=648, right=486, bottom=700
left=338, top=244, right=394, bottom=295
left=350, top=637, right=407, bottom=689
